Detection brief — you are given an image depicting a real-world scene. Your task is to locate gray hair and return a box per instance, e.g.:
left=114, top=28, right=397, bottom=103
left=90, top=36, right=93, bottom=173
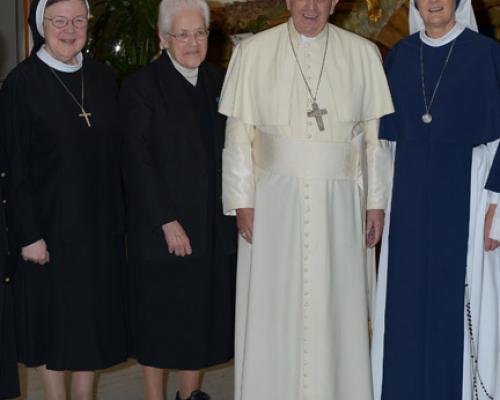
left=158, top=0, right=210, bottom=36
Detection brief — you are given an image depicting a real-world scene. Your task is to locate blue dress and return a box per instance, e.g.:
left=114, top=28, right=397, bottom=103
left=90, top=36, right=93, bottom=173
left=380, top=29, right=500, bottom=399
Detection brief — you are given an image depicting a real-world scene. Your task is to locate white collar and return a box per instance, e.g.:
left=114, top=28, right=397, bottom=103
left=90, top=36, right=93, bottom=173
left=419, top=22, right=465, bottom=47
left=167, top=50, right=199, bottom=86
left=37, top=45, right=83, bottom=72
left=288, top=18, right=328, bottom=46
left=300, top=34, right=317, bottom=44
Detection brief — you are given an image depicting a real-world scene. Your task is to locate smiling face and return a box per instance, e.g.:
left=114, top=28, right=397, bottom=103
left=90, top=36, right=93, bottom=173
left=416, top=0, right=456, bottom=37
left=286, top=0, right=338, bottom=37
left=43, top=0, right=88, bottom=64
left=159, top=8, right=208, bottom=69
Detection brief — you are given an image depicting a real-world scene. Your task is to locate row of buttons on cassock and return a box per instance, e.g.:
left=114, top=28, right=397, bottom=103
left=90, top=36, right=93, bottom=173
left=0, top=170, right=11, bottom=284
left=302, top=180, right=312, bottom=392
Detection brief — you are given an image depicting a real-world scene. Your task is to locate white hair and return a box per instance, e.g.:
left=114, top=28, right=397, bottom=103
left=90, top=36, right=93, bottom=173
left=158, top=0, right=210, bottom=36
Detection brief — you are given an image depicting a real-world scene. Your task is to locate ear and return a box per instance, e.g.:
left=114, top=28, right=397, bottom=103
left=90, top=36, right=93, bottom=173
left=330, top=0, right=340, bottom=14
left=158, top=32, right=169, bottom=50
left=285, top=0, right=292, bottom=11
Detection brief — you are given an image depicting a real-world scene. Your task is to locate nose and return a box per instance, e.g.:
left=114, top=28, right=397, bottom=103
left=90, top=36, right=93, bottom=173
left=187, top=32, right=198, bottom=46
left=64, top=22, right=76, bottom=33
left=304, top=0, right=318, bottom=10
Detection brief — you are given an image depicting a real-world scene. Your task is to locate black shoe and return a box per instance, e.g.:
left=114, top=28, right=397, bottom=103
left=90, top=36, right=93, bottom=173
left=175, top=390, right=211, bottom=400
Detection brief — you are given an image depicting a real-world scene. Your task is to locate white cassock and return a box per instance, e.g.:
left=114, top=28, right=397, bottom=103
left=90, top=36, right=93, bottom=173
left=219, top=19, right=394, bottom=400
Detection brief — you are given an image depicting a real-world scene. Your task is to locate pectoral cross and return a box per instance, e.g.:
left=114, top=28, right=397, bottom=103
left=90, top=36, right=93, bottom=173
left=79, top=110, right=92, bottom=128
left=307, top=102, right=327, bottom=131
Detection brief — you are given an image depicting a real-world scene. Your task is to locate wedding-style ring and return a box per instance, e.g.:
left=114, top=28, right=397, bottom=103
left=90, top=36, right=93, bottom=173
left=241, top=232, right=247, bottom=239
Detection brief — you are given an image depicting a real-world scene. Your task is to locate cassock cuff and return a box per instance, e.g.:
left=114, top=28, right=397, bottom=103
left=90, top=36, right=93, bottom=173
left=487, top=190, right=500, bottom=205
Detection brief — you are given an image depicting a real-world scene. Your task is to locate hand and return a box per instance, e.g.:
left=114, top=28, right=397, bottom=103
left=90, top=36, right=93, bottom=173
left=366, top=209, right=384, bottom=248
left=162, top=220, right=192, bottom=257
left=484, top=204, right=500, bottom=251
left=236, top=208, right=254, bottom=244
left=21, top=239, right=50, bottom=265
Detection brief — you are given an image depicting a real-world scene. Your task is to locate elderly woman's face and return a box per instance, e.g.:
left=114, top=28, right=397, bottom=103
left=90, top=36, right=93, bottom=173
left=161, top=8, right=208, bottom=69
left=43, top=0, right=88, bottom=64
left=416, top=0, right=456, bottom=36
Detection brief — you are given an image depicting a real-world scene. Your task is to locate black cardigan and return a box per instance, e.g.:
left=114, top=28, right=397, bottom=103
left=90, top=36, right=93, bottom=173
left=120, top=54, right=237, bottom=260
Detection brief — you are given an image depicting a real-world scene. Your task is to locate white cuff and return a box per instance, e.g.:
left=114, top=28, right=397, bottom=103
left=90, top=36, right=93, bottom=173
left=222, top=145, right=255, bottom=215
left=487, top=190, right=500, bottom=205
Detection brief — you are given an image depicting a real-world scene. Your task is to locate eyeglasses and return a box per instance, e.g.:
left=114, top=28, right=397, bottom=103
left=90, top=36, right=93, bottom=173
left=167, top=29, right=209, bottom=43
left=44, top=16, right=89, bottom=29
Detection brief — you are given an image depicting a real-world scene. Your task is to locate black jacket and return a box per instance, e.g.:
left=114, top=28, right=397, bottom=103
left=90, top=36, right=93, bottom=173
left=121, top=54, right=237, bottom=260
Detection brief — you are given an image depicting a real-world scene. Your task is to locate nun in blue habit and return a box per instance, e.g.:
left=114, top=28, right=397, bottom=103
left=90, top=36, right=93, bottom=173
left=371, top=0, right=500, bottom=399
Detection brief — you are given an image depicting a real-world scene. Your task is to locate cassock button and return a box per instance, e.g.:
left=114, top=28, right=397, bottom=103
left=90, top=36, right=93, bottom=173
left=2, top=199, right=6, bottom=204
left=4, top=277, right=10, bottom=283
left=0, top=172, right=5, bottom=178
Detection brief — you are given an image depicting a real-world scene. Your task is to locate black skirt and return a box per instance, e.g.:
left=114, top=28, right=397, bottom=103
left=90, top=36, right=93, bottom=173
left=13, top=236, right=128, bottom=371
left=129, top=227, right=236, bottom=370
left=0, top=282, right=19, bottom=399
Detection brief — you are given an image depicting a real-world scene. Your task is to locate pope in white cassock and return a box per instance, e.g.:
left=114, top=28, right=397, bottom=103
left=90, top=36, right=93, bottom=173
left=218, top=0, right=394, bottom=398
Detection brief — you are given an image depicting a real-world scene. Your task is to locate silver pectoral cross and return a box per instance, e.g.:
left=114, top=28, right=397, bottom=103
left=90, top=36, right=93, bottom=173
left=307, top=102, right=327, bottom=131
left=79, top=110, right=92, bottom=128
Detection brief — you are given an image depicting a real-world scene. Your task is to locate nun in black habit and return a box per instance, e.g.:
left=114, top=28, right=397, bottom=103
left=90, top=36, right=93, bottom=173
left=121, top=0, right=237, bottom=398
left=0, top=0, right=127, bottom=398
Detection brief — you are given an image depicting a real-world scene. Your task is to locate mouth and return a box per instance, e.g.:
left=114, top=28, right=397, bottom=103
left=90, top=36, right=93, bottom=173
left=60, top=39, right=77, bottom=45
left=302, top=13, right=319, bottom=21
left=428, top=6, right=444, bottom=13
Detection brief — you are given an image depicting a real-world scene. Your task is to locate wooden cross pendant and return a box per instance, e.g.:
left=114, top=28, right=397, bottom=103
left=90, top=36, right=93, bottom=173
left=79, top=110, right=92, bottom=128
left=307, top=102, right=327, bottom=131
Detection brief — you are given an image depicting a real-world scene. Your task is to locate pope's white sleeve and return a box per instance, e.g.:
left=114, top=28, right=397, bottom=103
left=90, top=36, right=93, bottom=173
left=364, top=119, right=392, bottom=210
left=222, top=117, right=256, bottom=215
